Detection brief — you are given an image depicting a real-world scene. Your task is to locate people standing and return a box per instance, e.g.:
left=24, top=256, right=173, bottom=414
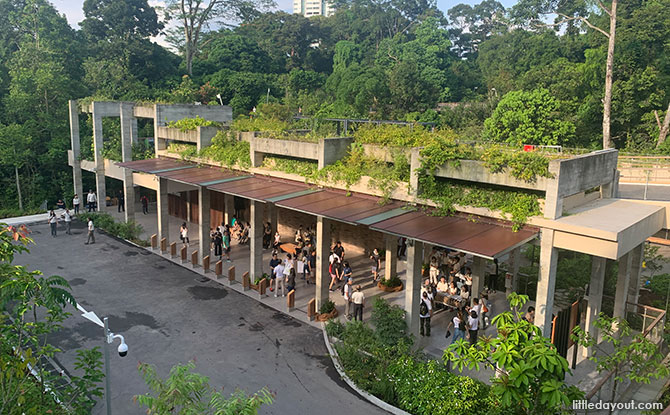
left=269, top=253, right=281, bottom=292
left=286, top=253, right=296, bottom=294
left=118, top=189, right=125, bottom=213
left=85, top=218, right=95, bottom=244
left=222, top=228, right=231, bottom=262
left=140, top=195, right=149, bottom=214
left=72, top=194, right=80, bottom=214
left=308, top=249, right=316, bottom=284
left=447, top=311, right=466, bottom=344
left=62, top=209, right=72, bottom=235
left=344, top=279, right=353, bottom=319
left=370, top=248, right=381, bottom=282
left=272, top=231, right=281, bottom=250
left=342, top=261, right=353, bottom=284
left=274, top=260, right=286, bottom=297
left=180, top=223, right=190, bottom=247
left=397, top=237, right=407, bottom=259
left=48, top=210, right=58, bottom=237
left=87, top=190, right=97, bottom=212
left=467, top=310, right=479, bottom=346
left=213, top=230, right=223, bottom=258
left=524, top=306, right=535, bottom=324
left=351, top=285, right=365, bottom=321
left=333, top=241, right=345, bottom=261
left=419, top=291, right=433, bottom=336
left=263, top=222, right=272, bottom=249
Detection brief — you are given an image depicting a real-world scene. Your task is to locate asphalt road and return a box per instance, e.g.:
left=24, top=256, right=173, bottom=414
left=15, top=221, right=386, bottom=415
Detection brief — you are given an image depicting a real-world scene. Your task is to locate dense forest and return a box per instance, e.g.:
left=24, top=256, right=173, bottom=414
left=0, top=0, right=669, bottom=212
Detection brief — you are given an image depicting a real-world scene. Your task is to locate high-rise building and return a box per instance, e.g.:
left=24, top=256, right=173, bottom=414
left=293, top=0, right=335, bottom=17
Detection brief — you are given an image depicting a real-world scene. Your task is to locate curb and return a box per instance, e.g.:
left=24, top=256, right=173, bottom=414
left=320, top=324, right=411, bottom=415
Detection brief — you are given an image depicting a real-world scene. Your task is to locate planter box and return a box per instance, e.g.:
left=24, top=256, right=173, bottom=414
left=316, top=308, right=339, bottom=322
left=250, top=135, right=353, bottom=169
left=157, top=126, right=218, bottom=151
left=361, top=144, right=411, bottom=163
left=377, top=281, right=403, bottom=292
left=433, top=159, right=549, bottom=191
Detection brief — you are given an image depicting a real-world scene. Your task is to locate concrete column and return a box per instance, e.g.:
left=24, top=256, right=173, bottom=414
left=223, top=194, right=234, bottom=226
left=157, top=177, right=169, bottom=244
left=404, top=240, right=424, bottom=337
left=317, top=137, right=354, bottom=169
left=384, top=234, right=397, bottom=280
left=543, top=161, right=563, bottom=219
left=582, top=256, right=606, bottom=358
left=92, top=102, right=106, bottom=211
left=506, top=247, right=521, bottom=295
left=249, top=201, right=264, bottom=280
left=534, top=229, right=559, bottom=337
left=268, top=203, right=278, bottom=234
left=409, top=148, right=421, bottom=198
left=627, top=243, right=644, bottom=312
left=120, top=103, right=136, bottom=222
left=131, top=117, right=138, bottom=143
left=471, top=256, right=486, bottom=302
left=68, top=100, right=83, bottom=201
left=198, top=188, right=211, bottom=262
left=613, top=251, right=633, bottom=324
left=315, top=216, right=331, bottom=310
left=185, top=191, right=191, bottom=221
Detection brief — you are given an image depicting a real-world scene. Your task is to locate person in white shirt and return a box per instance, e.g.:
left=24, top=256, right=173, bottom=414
left=467, top=310, right=479, bottom=345
left=343, top=279, right=353, bottom=319
left=86, top=190, right=97, bottom=212
left=72, top=194, right=80, bottom=214
left=180, top=223, right=190, bottom=246
left=447, top=310, right=466, bottom=344
left=274, top=262, right=286, bottom=298
left=436, top=277, right=449, bottom=293
left=61, top=209, right=72, bottom=235
left=48, top=210, right=58, bottom=237
left=85, top=218, right=95, bottom=244
left=419, top=291, right=433, bottom=336
left=351, top=285, right=365, bottom=321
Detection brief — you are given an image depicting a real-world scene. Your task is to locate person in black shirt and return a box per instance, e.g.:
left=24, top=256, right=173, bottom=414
left=269, top=253, right=281, bottom=292
left=333, top=241, right=345, bottom=261
left=308, top=249, right=316, bottom=284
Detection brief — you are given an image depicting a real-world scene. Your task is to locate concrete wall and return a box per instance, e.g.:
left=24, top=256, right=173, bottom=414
left=133, top=105, right=155, bottom=119
left=552, top=149, right=618, bottom=198
left=433, top=159, right=548, bottom=191
left=156, top=126, right=198, bottom=143
left=361, top=144, right=411, bottom=163
left=250, top=137, right=320, bottom=167
left=319, top=137, right=354, bottom=169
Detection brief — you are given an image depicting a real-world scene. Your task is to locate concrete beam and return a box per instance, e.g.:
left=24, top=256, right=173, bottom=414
left=405, top=240, right=424, bottom=337
left=627, top=243, right=644, bottom=312
left=198, top=188, right=211, bottom=262
left=250, top=200, right=264, bottom=280
left=68, top=100, right=83, bottom=202
left=582, top=256, right=606, bottom=358
left=157, top=177, right=169, bottom=244
left=120, top=102, right=136, bottom=221
left=316, top=216, right=331, bottom=310
left=91, top=102, right=106, bottom=211
left=534, top=229, right=558, bottom=337
left=384, top=234, right=397, bottom=280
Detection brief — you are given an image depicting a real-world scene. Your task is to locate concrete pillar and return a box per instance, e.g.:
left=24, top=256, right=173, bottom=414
left=582, top=256, right=606, bottom=358
left=404, top=240, right=424, bottom=337
left=627, top=243, right=644, bottom=312
left=534, top=229, right=559, bottom=337
left=92, top=102, right=106, bottom=211
left=543, top=161, right=563, bottom=219
left=157, top=177, right=169, bottom=244
left=315, top=216, right=331, bottom=310
left=131, top=117, right=138, bottom=143
left=384, top=234, right=397, bottom=280
left=613, top=251, right=633, bottom=324
left=185, top=191, right=191, bottom=222
left=68, top=100, right=83, bottom=202
left=267, top=203, right=278, bottom=234
left=317, top=137, right=354, bottom=169
left=120, top=103, right=136, bottom=222
left=471, top=256, right=486, bottom=301
left=249, top=201, right=264, bottom=280
left=223, top=194, right=234, bottom=226
left=506, top=247, right=521, bottom=295
left=198, top=188, right=211, bottom=262
left=409, top=148, right=421, bottom=198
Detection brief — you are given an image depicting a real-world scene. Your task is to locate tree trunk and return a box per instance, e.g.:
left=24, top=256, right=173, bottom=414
left=656, top=102, right=670, bottom=148
left=602, top=0, right=618, bottom=149
left=15, top=165, right=22, bottom=211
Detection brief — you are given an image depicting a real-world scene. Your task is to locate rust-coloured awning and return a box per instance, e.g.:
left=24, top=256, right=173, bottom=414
left=275, top=189, right=408, bottom=226
left=207, top=176, right=316, bottom=203
left=369, top=210, right=538, bottom=259
left=116, top=158, right=245, bottom=187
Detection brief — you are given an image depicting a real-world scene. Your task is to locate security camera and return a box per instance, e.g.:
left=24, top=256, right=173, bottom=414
left=118, top=341, right=128, bottom=357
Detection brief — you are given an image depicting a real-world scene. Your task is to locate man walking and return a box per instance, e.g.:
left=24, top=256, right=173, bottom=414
left=141, top=195, right=149, bottom=214
left=62, top=209, right=72, bottom=235
left=344, top=279, right=353, bottom=319
left=419, top=291, right=433, bottom=336
left=85, top=218, right=95, bottom=244
left=351, top=285, right=365, bottom=321
left=118, top=189, right=125, bottom=213
left=87, top=190, right=97, bottom=212
left=222, top=228, right=231, bottom=262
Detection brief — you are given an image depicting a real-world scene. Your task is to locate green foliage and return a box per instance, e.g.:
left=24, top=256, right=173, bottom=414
left=325, top=319, right=345, bottom=338
left=481, top=145, right=553, bottom=182
left=352, top=124, right=443, bottom=147
left=444, top=293, right=583, bottom=414
left=166, top=115, right=217, bottom=131
left=0, top=207, right=44, bottom=219
left=261, top=156, right=318, bottom=177
left=319, top=299, right=336, bottom=314
left=135, top=361, right=273, bottom=414
left=78, top=212, right=147, bottom=246
left=649, top=274, right=670, bottom=304
left=199, top=131, right=251, bottom=168
left=484, top=89, right=576, bottom=146
left=378, top=275, right=403, bottom=288
left=370, top=297, right=409, bottom=347
left=167, top=142, right=198, bottom=161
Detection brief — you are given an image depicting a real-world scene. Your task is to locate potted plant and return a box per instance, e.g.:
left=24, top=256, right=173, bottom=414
left=316, top=300, right=338, bottom=321
left=378, top=275, right=404, bottom=292
left=250, top=273, right=270, bottom=292
left=421, top=262, right=429, bottom=278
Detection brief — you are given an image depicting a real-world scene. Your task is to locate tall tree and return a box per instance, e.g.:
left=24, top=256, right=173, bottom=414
left=166, top=0, right=275, bottom=75
left=0, top=124, right=30, bottom=210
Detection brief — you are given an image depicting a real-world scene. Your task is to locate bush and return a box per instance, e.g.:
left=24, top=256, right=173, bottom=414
left=78, top=213, right=147, bottom=246
left=370, top=297, right=410, bottom=347
left=379, top=275, right=403, bottom=288
left=649, top=274, right=670, bottom=302
left=0, top=207, right=44, bottom=219
left=387, top=356, right=492, bottom=415
left=319, top=299, right=335, bottom=314
left=325, top=319, right=345, bottom=338
left=166, top=116, right=217, bottom=131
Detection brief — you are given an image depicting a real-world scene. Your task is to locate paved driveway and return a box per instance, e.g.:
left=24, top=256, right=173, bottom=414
left=14, top=221, right=386, bottom=415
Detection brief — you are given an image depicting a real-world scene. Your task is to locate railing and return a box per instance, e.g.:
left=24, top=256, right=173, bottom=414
left=585, top=303, right=666, bottom=401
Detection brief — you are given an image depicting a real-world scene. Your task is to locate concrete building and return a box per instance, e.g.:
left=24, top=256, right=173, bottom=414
left=67, top=100, right=669, bottom=367
left=293, top=0, right=335, bottom=17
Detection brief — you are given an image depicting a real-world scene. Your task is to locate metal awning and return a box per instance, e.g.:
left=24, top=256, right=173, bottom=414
left=275, top=189, right=407, bottom=226
left=116, top=158, right=244, bottom=187
left=369, top=210, right=538, bottom=260
left=207, top=176, right=315, bottom=203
